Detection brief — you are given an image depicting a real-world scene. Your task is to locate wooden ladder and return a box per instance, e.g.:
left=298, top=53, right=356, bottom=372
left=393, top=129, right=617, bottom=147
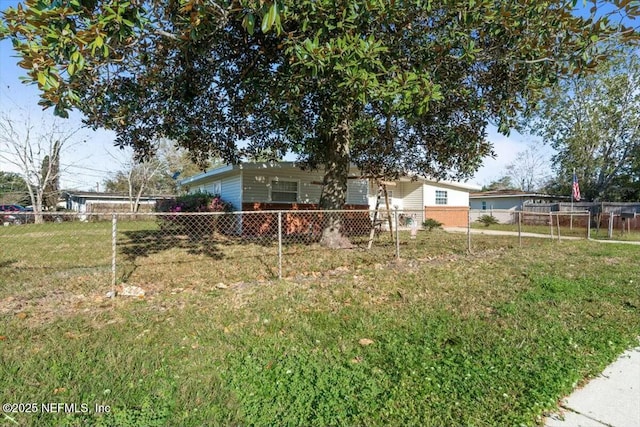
left=367, top=181, right=395, bottom=249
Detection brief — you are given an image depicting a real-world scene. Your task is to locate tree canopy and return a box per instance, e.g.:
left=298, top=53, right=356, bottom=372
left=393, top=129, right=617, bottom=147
left=1, top=0, right=639, bottom=211
left=525, top=48, right=640, bottom=201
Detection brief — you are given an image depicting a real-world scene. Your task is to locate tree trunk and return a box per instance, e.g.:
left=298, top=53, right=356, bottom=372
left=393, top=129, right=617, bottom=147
left=319, top=118, right=353, bottom=248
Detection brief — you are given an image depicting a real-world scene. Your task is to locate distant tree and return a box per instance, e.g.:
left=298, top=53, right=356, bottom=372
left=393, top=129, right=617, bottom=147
left=0, top=171, right=30, bottom=205
left=0, top=113, right=81, bottom=222
left=104, top=140, right=206, bottom=211
left=482, top=176, right=517, bottom=192
left=40, top=140, right=61, bottom=209
left=505, top=148, right=551, bottom=192
left=525, top=48, right=640, bottom=201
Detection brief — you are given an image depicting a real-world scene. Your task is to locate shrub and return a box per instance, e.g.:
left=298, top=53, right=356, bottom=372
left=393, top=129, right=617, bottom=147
left=422, top=218, right=443, bottom=231
left=477, top=214, right=499, bottom=227
left=156, top=192, right=233, bottom=213
left=156, top=192, right=235, bottom=235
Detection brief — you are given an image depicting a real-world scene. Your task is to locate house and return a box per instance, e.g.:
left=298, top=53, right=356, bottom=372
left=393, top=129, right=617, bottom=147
left=179, top=162, right=478, bottom=228
left=469, top=190, right=570, bottom=223
left=469, top=190, right=570, bottom=211
left=64, top=191, right=173, bottom=215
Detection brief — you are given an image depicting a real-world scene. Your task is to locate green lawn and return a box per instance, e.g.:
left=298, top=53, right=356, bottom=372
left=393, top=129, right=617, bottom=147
left=471, top=218, right=640, bottom=241
left=1, top=221, right=639, bottom=426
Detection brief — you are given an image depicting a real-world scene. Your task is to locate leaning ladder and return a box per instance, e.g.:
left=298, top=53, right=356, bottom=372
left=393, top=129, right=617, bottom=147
left=367, top=181, right=394, bottom=249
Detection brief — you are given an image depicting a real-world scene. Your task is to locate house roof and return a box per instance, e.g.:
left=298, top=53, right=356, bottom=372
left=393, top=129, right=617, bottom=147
left=179, top=161, right=480, bottom=192
left=469, top=190, right=570, bottom=199
left=64, top=191, right=174, bottom=201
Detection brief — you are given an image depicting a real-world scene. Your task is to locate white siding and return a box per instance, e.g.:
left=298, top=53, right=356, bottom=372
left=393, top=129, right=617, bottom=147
left=400, top=181, right=424, bottom=224
left=221, top=174, right=242, bottom=210
left=368, top=182, right=405, bottom=210
left=423, top=184, right=469, bottom=207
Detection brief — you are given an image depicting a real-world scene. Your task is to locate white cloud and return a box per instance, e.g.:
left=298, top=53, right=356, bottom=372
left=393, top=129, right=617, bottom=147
left=472, top=128, right=552, bottom=187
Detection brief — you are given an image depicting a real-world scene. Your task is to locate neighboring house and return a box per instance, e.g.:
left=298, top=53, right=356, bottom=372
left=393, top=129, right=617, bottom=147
left=469, top=190, right=570, bottom=223
left=179, top=162, right=478, bottom=228
left=64, top=191, right=172, bottom=215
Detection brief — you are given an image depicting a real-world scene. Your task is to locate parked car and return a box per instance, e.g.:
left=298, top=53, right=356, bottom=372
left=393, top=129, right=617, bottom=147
left=0, top=205, right=71, bottom=224
left=0, top=204, right=33, bottom=225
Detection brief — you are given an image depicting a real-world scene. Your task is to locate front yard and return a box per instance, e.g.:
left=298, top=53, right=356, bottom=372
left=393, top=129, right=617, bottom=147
left=1, top=221, right=639, bottom=426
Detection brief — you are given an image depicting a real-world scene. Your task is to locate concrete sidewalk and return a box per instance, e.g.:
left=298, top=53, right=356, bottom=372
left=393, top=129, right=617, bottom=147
left=544, top=344, right=640, bottom=427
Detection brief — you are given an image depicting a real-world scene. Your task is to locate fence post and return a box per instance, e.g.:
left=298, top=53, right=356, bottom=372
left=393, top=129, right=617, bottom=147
left=278, top=211, right=282, bottom=279
left=395, top=209, right=400, bottom=260
left=549, top=212, right=554, bottom=240
left=518, top=210, right=522, bottom=247
left=608, top=213, right=614, bottom=239
left=587, top=213, right=591, bottom=240
left=467, top=209, right=472, bottom=253
left=556, top=213, right=561, bottom=242
left=111, top=213, right=117, bottom=291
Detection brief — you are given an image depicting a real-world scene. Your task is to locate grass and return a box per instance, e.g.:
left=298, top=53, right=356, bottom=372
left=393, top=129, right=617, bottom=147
left=471, top=221, right=589, bottom=238
left=1, top=220, right=639, bottom=426
left=472, top=219, right=640, bottom=241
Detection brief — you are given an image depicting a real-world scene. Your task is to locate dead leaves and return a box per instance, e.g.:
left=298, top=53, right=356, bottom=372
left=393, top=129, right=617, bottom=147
left=359, top=338, right=375, bottom=346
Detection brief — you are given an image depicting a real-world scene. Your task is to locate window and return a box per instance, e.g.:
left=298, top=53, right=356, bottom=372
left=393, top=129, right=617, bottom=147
left=435, top=190, right=448, bottom=205
left=271, top=180, right=298, bottom=202
left=204, top=181, right=221, bottom=196
left=482, top=201, right=487, bottom=210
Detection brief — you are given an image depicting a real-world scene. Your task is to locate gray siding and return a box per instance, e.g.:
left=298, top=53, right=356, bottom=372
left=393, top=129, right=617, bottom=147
left=346, top=179, right=368, bottom=205
left=242, top=168, right=324, bottom=203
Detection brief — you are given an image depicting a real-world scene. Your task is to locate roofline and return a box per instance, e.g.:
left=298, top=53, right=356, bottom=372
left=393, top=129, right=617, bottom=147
left=470, top=193, right=570, bottom=199
left=64, top=191, right=173, bottom=200
left=179, top=162, right=481, bottom=191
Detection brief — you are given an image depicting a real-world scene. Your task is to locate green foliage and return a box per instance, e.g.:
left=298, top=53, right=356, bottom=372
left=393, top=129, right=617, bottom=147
left=0, top=171, right=30, bottom=205
left=3, top=1, right=638, bottom=208
left=477, top=214, right=499, bottom=227
left=526, top=48, right=640, bottom=201
left=422, top=218, right=443, bottom=231
left=156, top=192, right=233, bottom=213
left=482, top=176, right=518, bottom=191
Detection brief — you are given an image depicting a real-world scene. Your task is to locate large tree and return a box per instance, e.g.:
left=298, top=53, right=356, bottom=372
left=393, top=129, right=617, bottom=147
left=1, top=0, right=638, bottom=238
left=525, top=48, right=640, bottom=201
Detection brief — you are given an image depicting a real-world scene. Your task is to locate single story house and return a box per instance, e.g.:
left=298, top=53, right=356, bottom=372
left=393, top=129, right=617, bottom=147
left=179, top=162, right=479, bottom=228
left=64, top=191, right=173, bottom=215
left=469, top=190, right=570, bottom=223
left=470, top=190, right=570, bottom=211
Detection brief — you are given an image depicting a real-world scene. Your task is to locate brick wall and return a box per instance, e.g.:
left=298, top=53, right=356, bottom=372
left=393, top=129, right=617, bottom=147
left=424, top=206, right=469, bottom=227
left=240, top=203, right=371, bottom=237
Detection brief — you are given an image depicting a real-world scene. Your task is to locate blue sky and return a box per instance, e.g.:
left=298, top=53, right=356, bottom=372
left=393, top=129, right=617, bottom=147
left=0, top=0, right=548, bottom=190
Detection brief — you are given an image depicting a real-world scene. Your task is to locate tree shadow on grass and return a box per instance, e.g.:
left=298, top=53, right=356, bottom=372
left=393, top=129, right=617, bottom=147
left=0, top=259, right=17, bottom=268
left=119, top=229, right=226, bottom=261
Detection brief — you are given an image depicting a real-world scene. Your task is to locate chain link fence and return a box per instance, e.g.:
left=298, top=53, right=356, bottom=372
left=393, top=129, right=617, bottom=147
left=1, top=208, right=603, bottom=293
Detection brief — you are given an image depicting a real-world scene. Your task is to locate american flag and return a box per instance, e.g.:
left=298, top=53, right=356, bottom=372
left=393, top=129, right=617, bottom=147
left=572, top=173, right=581, bottom=201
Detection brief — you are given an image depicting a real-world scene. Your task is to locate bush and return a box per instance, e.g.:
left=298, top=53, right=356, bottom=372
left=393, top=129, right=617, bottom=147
left=422, top=218, right=443, bottom=231
left=477, top=214, right=499, bottom=227
left=156, top=192, right=233, bottom=213
left=156, top=192, right=235, bottom=235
